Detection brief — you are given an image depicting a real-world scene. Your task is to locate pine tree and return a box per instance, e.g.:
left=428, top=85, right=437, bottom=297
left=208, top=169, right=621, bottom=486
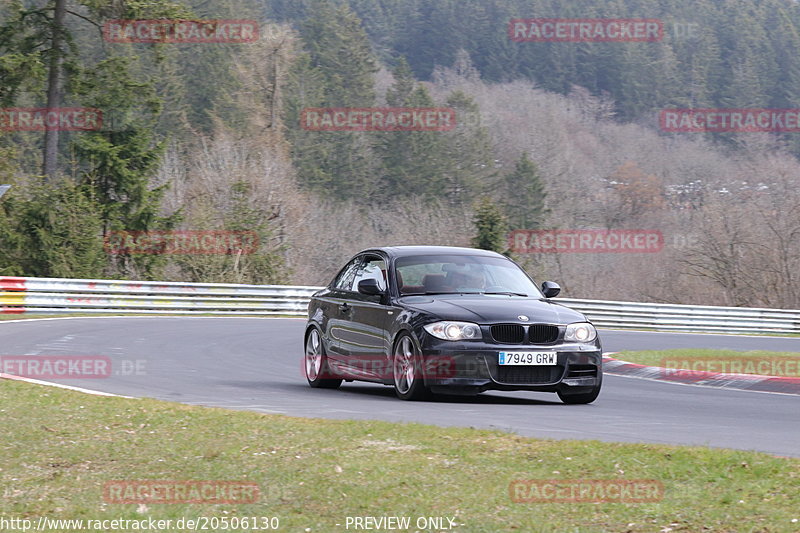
left=502, top=154, right=548, bottom=230
left=261, top=0, right=800, bottom=153
left=0, top=0, right=189, bottom=180
left=440, top=90, right=496, bottom=206
left=72, top=57, right=180, bottom=279
left=385, top=57, right=416, bottom=106
left=472, top=197, right=508, bottom=254
left=0, top=3, right=48, bottom=107
left=301, top=0, right=377, bottom=106
left=374, top=59, right=448, bottom=200
left=283, top=0, right=380, bottom=199
left=0, top=180, right=106, bottom=277
left=395, top=0, right=461, bottom=79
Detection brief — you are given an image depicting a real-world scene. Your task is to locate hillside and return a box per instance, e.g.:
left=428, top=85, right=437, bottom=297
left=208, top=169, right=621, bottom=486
left=0, top=0, right=798, bottom=308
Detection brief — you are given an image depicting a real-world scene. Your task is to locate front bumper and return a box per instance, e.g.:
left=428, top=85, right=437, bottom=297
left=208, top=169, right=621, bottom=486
left=418, top=337, right=602, bottom=394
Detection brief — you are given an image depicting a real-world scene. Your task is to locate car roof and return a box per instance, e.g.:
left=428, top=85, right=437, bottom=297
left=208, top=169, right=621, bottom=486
left=360, top=246, right=507, bottom=259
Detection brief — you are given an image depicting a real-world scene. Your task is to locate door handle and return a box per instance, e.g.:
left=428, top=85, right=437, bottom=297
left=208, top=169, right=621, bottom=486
left=338, top=302, right=351, bottom=313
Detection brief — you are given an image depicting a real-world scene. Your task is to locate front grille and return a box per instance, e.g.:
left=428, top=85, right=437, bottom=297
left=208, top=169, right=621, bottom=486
left=496, top=365, right=562, bottom=384
left=491, top=324, right=524, bottom=344
left=528, top=324, right=559, bottom=344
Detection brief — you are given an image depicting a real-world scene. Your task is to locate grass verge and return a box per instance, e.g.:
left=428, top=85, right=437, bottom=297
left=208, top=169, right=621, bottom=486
left=614, top=349, right=800, bottom=378
left=1, top=380, right=799, bottom=532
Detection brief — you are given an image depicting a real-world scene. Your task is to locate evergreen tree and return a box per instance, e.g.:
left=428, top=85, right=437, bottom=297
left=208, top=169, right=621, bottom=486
left=283, top=0, right=380, bottom=199
left=0, top=180, right=106, bottom=277
left=300, top=0, right=377, bottom=106
left=440, top=89, right=496, bottom=206
left=395, top=0, right=462, bottom=79
left=0, top=3, right=49, bottom=107
left=0, top=0, right=188, bottom=180
left=374, top=58, right=450, bottom=200
left=266, top=0, right=800, bottom=156
left=502, top=154, right=548, bottom=230
left=71, top=57, right=180, bottom=279
left=472, top=197, right=508, bottom=254
left=385, top=57, right=416, bottom=107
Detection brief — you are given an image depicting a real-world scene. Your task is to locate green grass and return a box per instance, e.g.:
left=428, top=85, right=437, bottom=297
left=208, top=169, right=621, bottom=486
left=1, top=380, right=799, bottom=532
left=614, top=349, right=800, bottom=377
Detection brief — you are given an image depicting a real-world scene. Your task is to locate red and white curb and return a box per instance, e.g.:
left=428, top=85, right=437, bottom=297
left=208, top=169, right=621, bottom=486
left=603, top=354, right=800, bottom=395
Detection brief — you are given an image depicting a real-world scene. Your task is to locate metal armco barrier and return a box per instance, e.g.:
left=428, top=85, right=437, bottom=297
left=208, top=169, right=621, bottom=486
left=0, top=277, right=317, bottom=316
left=1, top=276, right=798, bottom=334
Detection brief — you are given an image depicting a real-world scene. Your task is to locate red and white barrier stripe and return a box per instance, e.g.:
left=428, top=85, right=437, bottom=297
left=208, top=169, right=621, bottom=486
left=603, top=355, right=800, bottom=395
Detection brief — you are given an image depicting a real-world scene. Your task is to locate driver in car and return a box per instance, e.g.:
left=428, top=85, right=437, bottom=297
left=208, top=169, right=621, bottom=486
left=447, top=269, right=487, bottom=292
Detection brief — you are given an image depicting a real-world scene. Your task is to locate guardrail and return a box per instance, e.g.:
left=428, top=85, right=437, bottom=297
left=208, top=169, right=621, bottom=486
left=0, top=277, right=317, bottom=316
left=1, top=276, right=798, bottom=334
left=560, top=298, right=800, bottom=335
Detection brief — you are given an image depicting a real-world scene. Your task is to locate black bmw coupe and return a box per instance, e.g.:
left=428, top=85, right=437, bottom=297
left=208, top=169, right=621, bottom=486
left=304, top=246, right=602, bottom=403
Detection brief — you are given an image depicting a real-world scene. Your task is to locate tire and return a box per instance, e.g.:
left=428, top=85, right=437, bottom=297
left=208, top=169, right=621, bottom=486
left=557, top=374, right=602, bottom=404
left=305, top=328, right=342, bottom=389
left=392, top=334, right=432, bottom=401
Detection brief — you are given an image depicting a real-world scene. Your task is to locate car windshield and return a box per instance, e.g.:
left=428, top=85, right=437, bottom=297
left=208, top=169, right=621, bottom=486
left=395, top=254, right=542, bottom=297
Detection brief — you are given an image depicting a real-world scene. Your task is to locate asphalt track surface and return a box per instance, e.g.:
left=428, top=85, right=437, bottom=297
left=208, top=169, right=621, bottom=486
left=1, top=317, right=798, bottom=457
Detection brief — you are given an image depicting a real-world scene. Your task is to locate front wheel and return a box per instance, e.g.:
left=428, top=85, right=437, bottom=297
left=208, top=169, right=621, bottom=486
left=305, top=328, right=342, bottom=389
left=392, top=334, right=431, bottom=401
left=557, top=375, right=602, bottom=404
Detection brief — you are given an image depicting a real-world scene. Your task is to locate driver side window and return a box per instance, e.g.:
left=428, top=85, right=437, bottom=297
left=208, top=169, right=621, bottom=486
left=352, top=256, right=387, bottom=292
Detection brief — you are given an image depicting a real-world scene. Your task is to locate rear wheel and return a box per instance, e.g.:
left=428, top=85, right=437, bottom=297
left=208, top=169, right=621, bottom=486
left=305, top=328, right=342, bottom=389
left=392, top=334, right=431, bottom=401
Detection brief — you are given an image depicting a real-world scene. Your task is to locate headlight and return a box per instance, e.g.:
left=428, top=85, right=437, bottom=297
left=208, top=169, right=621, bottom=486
left=564, top=322, right=597, bottom=343
left=423, top=321, right=481, bottom=341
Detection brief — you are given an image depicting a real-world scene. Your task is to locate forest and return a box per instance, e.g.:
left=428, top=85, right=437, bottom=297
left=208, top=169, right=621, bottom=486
left=1, top=0, right=799, bottom=309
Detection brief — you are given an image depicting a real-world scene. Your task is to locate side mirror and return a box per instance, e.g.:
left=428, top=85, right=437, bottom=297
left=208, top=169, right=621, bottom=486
left=358, top=278, right=384, bottom=296
left=541, top=281, right=561, bottom=298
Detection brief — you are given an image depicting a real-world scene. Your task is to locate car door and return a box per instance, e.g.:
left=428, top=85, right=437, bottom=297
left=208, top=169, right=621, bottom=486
left=320, top=255, right=362, bottom=363
left=339, top=254, right=393, bottom=381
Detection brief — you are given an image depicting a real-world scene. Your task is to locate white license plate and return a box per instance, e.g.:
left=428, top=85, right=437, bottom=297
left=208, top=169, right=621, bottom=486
left=499, top=351, right=556, bottom=366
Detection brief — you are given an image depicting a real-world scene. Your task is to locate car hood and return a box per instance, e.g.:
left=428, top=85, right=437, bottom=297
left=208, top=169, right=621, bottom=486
left=400, top=295, right=587, bottom=325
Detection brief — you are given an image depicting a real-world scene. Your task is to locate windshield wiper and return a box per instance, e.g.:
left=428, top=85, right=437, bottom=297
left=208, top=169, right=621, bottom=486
left=401, top=291, right=462, bottom=296
left=403, top=291, right=530, bottom=297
